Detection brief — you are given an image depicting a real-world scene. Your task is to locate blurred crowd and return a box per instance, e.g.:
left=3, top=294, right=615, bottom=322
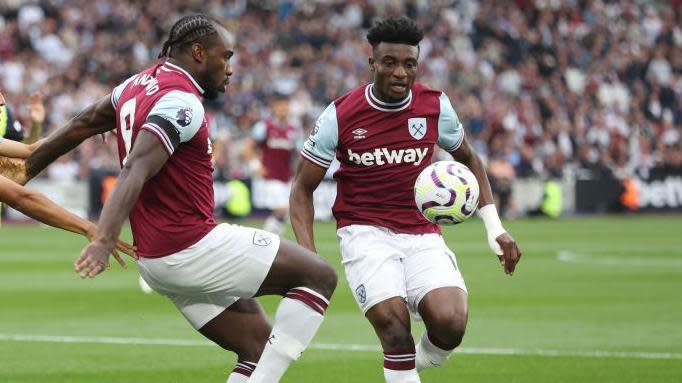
left=1, top=0, right=680, bottom=191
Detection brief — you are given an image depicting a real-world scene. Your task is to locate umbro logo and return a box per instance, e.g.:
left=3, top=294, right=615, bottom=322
left=352, top=128, right=367, bottom=140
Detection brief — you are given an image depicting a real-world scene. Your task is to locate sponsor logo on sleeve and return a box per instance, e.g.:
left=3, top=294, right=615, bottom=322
left=175, top=107, right=193, bottom=127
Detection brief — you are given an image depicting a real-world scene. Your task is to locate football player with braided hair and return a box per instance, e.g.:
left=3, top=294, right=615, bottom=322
left=27, top=14, right=337, bottom=383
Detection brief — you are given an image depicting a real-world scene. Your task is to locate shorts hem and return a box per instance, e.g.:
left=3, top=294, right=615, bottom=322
left=411, top=283, right=468, bottom=314
left=360, top=294, right=407, bottom=315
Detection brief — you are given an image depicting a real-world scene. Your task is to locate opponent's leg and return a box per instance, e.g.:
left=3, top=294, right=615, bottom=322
left=247, top=239, right=337, bottom=383
left=198, top=298, right=272, bottom=382
left=415, top=287, right=468, bottom=372
left=366, top=298, right=421, bottom=383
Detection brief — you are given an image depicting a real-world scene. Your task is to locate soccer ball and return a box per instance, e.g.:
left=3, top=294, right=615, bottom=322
left=414, top=161, right=480, bottom=225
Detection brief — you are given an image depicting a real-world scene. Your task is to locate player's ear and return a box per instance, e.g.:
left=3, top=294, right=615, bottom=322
left=368, top=56, right=375, bottom=72
left=190, top=42, right=205, bottom=63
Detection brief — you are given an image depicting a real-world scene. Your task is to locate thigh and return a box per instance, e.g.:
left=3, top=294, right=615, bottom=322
left=418, top=286, right=468, bottom=330
left=138, top=223, right=279, bottom=298
left=404, top=234, right=467, bottom=315
left=199, top=298, right=271, bottom=358
left=255, top=237, right=335, bottom=297
left=338, top=225, right=407, bottom=314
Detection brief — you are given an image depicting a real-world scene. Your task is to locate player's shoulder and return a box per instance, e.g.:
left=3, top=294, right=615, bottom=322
left=333, top=83, right=369, bottom=108
left=412, top=82, right=444, bottom=99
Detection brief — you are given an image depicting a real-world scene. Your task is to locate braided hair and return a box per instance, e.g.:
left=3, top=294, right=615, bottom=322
left=158, top=14, right=219, bottom=58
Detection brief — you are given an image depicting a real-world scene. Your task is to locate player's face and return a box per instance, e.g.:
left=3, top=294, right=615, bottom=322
left=201, top=27, right=235, bottom=100
left=271, top=99, right=289, bottom=121
left=369, top=43, right=419, bottom=102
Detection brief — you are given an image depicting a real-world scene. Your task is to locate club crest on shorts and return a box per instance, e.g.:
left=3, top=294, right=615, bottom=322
left=408, top=117, right=427, bottom=140
left=355, top=284, right=367, bottom=304
left=253, top=232, right=273, bottom=247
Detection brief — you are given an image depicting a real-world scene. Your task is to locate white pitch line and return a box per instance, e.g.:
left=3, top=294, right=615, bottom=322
left=1, top=333, right=681, bottom=361
left=557, top=250, right=682, bottom=267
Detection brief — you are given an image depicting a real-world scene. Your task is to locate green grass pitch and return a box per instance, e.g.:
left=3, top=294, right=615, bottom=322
left=1, top=216, right=681, bottom=382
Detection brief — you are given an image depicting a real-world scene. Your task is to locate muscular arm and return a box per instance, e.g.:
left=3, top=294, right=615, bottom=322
left=94, top=131, right=169, bottom=247
left=26, top=95, right=116, bottom=178
left=290, top=160, right=327, bottom=252
left=450, top=133, right=494, bottom=209
left=0, top=139, right=34, bottom=159
left=0, top=175, right=93, bottom=236
left=450, top=133, right=522, bottom=275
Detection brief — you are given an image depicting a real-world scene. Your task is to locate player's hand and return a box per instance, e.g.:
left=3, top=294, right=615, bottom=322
left=84, top=225, right=138, bottom=269
left=494, top=232, right=522, bottom=275
left=75, top=241, right=113, bottom=278
left=27, top=92, right=46, bottom=125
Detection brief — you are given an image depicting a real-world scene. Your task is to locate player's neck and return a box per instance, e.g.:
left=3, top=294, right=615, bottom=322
left=166, top=58, right=201, bottom=83
left=370, top=83, right=409, bottom=104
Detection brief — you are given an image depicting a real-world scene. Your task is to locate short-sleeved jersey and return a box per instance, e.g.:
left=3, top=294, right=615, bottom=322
left=252, top=119, right=300, bottom=182
left=301, top=82, right=464, bottom=234
left=111, top=61, right=216, bottom=258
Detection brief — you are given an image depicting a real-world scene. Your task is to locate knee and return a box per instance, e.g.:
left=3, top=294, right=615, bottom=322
left=428, top=310, right=467, bottom=350
left=306, top=260, right=337, bottom=299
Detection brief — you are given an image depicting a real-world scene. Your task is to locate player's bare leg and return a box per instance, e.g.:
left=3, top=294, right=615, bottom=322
left=199, top=298, right=271, bottom=382
left=415, top=287, right=468, bottom=371
left=247, top=239, right=337, bottom=383
left=366, top=297, right=421, bottom=383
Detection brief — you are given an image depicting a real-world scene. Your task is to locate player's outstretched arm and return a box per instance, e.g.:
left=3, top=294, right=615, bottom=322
left=75, top=131, right=169, bottom=278
left=450, top=133, right=522, bottom=275
left=26, top=95, right=116, bottom=178
left=0, top=175, right=135, bottom=265
left=290, top=159, right=327, bottom=252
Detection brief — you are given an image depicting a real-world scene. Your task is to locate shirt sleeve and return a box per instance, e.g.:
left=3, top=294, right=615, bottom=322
left=300, top=102, right=338, bottom=168
left=251, top=121, right=267, bottom=142
left=436, top=92, right=465, bottom=152
left=110, top=74, right=138, bottom=109
left=141, top=90, right=205, bottom=156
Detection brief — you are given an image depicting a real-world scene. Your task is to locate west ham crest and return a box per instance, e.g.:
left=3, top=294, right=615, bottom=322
left=355, top=284, right=367, bottom=304
left=253, top=232, right=273, bottom=247
left=408, top=117, right=427, bottom=140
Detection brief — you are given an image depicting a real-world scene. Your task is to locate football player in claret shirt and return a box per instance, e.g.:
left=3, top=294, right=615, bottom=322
left=27, top=14, right=337, bottom=383
left=244, top=93, right=302, bottom=235
left=290, top=17, right=522, bottom=383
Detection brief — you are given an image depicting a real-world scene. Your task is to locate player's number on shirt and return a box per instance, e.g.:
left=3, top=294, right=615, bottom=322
left=119, top=98, right=136, bottom=165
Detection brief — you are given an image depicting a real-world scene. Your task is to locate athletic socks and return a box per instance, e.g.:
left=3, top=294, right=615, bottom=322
left=263, top=214, right=285, bottom=235
left=383, top=349, right=420, bottom=383
left=225, top=361, right=256, bottom=382
left=247, top=287, right=329, bottom=383
left=415, top=332, right=454, bottom=372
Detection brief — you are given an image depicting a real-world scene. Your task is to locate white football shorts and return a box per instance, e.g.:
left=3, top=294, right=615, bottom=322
left=337, top=224, right=467, bottom=315
left=252, top=177, right=291, bottom=210
left=137, top=223, right=279, bottom=329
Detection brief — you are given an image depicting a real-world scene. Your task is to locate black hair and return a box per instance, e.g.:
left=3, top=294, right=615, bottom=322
left=158, top=14, right=219, bottom=58
left=366, top=16, right=424, bottom=49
